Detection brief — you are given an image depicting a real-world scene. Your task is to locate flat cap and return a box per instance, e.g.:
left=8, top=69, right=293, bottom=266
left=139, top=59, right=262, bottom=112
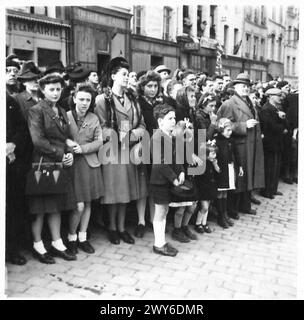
left=265, top=88, right=282, bottom=96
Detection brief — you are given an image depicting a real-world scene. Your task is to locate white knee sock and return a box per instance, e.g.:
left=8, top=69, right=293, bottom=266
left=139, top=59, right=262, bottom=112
left=68, top=233, right=77, bottom=242
left=202, top=211, right=209, bottom=225
left=78, top=231, right=87, bottom=243
left=196, top=210, right=204, bottom=225
left=153, top=220, right=166, bottom=247
left=51, top=238, right=67, bottom=251
left=33, top=240, right=47, bottom=255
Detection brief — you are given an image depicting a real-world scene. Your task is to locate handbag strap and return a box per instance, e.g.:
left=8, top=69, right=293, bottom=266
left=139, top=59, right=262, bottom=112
left=37, top=156, right=43, bottom=171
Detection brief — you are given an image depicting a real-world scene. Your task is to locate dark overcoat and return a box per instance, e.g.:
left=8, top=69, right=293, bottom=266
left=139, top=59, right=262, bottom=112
left=216, top=93, right=265, bottom=191
left=259, top=101, right=287, bottom=153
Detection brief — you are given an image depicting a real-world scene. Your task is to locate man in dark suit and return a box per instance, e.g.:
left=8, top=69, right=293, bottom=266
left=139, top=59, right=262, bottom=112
left=6, top=93, right=32, bottom=265
left=259, top=88, right=288, bottom=199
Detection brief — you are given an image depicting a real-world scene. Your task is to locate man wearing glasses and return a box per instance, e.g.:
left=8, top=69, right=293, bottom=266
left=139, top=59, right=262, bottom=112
left=6, top=58, right=21, bottom=95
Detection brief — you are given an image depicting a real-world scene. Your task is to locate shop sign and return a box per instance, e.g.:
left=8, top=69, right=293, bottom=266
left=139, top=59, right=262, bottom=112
left=7, top=19, right=61, bottom=37
left=184, top=42, right=200, bottom=51
left=200, top=36, right=218, bottom=49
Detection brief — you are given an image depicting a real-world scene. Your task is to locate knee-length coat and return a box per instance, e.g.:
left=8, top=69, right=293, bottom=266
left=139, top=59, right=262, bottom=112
left=216, top=93, right=265, bottom=192
left=94, top=90, right=148, bottom=204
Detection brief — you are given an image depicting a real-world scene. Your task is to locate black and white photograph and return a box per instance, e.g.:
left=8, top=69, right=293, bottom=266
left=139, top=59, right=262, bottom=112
left=2, top=1, right=302, bottom=303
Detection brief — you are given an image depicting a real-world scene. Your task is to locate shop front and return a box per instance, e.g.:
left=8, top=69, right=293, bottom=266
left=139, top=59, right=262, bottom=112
left=131, top=34, right=180, bottom=73
left=70, top=6, right=132, bottom=75
left=6, top=9, right=70, bottom=70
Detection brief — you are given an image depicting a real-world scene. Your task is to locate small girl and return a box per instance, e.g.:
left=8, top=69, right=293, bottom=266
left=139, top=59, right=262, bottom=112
left=66, top=83, right=104, bottom=254
left=194, top=140, right=220, bottom=233
left=215, top=118, right=243, bottom=228
left=170, top=120, right=197, bottom=243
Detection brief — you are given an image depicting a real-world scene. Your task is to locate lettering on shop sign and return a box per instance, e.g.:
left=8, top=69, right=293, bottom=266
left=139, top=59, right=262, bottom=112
left=7, top=20, right=61, bottom=37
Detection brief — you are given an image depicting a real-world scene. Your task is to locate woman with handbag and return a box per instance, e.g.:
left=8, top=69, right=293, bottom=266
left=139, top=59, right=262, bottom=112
left=27, top=74, right=77, bottom=264
left=94, top=57, right=148, bottom=245
left=66, top=83, right=104, bottom=255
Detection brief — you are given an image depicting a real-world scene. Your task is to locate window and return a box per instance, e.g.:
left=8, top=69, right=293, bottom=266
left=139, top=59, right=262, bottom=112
left=30, top=6, right=48, bottom=16
left=292, top=58, right=296, bottom=75
left=37, top=48, right=60, bottom=68
left=253, top=36, right=258, bottom=60
left=13, top=49, right=33, bottom=62
left=261, top=6, right=266, bottom=25
left=163, top=7, right=172, bottom=41
left=294, top=27, right=299, bottom=42
left=288, top=26, right=292, bottom=43
left=133, top=6, right=143, bottom=35
left=287, top=56, right=290, bottom=75
left=245, top=34, right=251, bottom=58
left=224, top=25, right=229, bottom=51
left=278, top=37, right=282, bottom=61
left=151, top=55, right=163, bottom=69
left=260, top=38, right=265, bottom=60
left=272, top=7, right=276, bottom=21
left=279, top=6, right=283, bottom=24
left=254, top=8, right=259, bottom=24
left=191, top=55, right=201, bottom=71
left=245, top=6, right=252, bottom=21
left=234, top=28, right=239, bottom=46
left=270, top=35, right=275, bottom=60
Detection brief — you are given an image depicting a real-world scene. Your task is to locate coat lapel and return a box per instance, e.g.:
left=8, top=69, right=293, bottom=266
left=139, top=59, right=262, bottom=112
left=113, top=95, right=129, bottom=117
left=233, top=95, right=253, bottom=118
left=41, top=100, right=66, bottom=134
left=67, top=111, right=79, bottom=140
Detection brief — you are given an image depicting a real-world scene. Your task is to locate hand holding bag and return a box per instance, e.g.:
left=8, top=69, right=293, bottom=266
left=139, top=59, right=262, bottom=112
left=170, top=178, right=197, bottom=202
left=25, top=157, right=70, bottom=196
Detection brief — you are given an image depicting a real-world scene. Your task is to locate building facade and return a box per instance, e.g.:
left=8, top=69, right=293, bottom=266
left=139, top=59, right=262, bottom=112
left=6, top=6, right=70, bottom=70
left=284, top=6, right=299, bottom=88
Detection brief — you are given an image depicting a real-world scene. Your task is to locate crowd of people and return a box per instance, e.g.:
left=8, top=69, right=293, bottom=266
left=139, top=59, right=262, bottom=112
left=6, top=53, right=298, bottom=264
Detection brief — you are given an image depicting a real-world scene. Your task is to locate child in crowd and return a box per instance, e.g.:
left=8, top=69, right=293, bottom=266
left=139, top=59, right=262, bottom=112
left=170, top=120, right=197, bottom=243
left=194, top=140, right=220, bottom=233
left=215, top=118, right=243, bottom=228
left=149, top=103, right=185, bottom=257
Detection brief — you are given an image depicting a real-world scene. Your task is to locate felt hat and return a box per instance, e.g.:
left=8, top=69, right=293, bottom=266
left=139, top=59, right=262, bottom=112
left=17, top=61, right=41, bottom=81
left=68, top=65, right=91, bottom=82
left=154, top=64, right=171, bottom=74
left=265, top=88, right=282, bottom=96
left=106, top=57, right=129, bottom=76
left=276, top=81, right=289, bottom=89
left=44, top=60, right=65, bottom=75
left=232, top=73, right=251, bottom=85
left=6, top=58, right=20, bottom=70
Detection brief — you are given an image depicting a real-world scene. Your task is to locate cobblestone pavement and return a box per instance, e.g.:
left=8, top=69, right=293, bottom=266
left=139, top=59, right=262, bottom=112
left=5, top=182, right=298, bottom=300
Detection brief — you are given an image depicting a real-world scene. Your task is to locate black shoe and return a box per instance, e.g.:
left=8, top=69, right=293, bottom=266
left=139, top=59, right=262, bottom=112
left=251, top=196, right=261, bottom=205
left=181, top=226, right=198, bottom=240
left=275, top=191, right=283, bottom=196
left=260, top=192, right=274, bottom=199
left=7, top=252, right=27, bottom=266
left=223, top=212, right=234, bottom=226
left=32, top=250, right=55, bottom=264
left=228, top=211, right=240, bottom=220
left=172, top=228, right=191, bottom=243
left=166, top=242, right=179, bottom=254
left=283, top=178, right=293, bottom=184
left=50, top=247, right=77, bottom=261
left=217, top=217, right=229, bottom=228
left=134, top=224, right=145, bottom=238
left=67, top=241, right=78, bottom=255
left=293, top=178, right=298, bottom=184
left=240, top=209, right=257, bottom=215
left=153, top=243, right=178, bottom=257
left=108, top=230, right=120, bottom=245
left=119, top=231, right=135, bottom=244
left=78, top=241, right=95, bottom=254
left=203, top=224, right=212, bottom=233
left=194, top=224, right=204, bottom=234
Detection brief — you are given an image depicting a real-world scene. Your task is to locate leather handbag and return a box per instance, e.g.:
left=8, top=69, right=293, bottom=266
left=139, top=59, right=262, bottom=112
left=25, top=157, right=70, bottom=196
left=170, top=178, right=197, bottom=202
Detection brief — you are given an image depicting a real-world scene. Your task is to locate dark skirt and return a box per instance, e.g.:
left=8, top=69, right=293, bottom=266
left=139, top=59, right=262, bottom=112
left=195, top=174, right=217, bottom=201
left=74, top=155, right=104, bottom=202
left=149, top=184, right=171, bottom=205
left=28, top=167, right=76, bottom=215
